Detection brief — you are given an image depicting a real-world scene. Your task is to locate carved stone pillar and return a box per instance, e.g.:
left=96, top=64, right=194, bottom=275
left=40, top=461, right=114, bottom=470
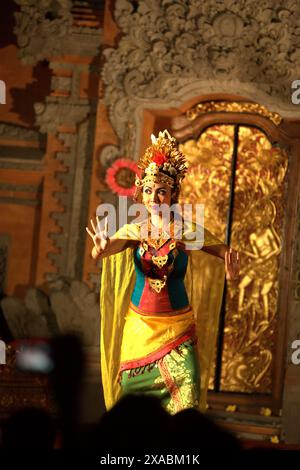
left=1, top=0, right=105, bottom=423
left=14, top=0, right=103, bottom=283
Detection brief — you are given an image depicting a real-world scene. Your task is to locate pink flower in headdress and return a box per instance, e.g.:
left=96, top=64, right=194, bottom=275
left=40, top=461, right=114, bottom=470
left=106, top=158, right=139, bottom=197
left=152, top=152, right=167, bottom=166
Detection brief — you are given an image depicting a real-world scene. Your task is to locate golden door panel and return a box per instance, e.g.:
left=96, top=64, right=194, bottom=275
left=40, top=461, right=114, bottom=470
left=179, top=124, right=288, bottom=394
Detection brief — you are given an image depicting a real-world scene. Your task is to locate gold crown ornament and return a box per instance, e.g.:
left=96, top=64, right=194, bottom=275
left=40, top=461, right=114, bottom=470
left=135, top=130, right=188, bottom=189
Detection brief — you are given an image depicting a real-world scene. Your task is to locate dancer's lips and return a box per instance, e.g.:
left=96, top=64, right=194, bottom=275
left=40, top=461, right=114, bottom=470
left=148, top=204, right=160, bottom=210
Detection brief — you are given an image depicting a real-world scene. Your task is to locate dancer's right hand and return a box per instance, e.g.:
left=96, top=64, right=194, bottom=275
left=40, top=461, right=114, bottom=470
left=86, top=216, right=109, bottom=255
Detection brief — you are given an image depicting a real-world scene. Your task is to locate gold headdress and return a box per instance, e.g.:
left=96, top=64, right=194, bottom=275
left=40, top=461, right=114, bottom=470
left=135, top=130, right=188, bottom=189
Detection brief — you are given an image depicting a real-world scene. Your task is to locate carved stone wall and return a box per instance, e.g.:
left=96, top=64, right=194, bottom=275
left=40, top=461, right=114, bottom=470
left=0, top=0, right=105, bottom=422
left=100, top=0, right=300, bottom=169
left=12, top=0, right=103, bottom=283
left=1, top=280, right=100, bottom=347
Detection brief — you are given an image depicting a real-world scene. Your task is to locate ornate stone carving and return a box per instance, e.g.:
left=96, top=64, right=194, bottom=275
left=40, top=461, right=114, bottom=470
left=14, top=0, right=73, bottom=64
left=1, top=289, right=53, bottom=339
left=45, top=117, right=95, bottom=280
left=49, top=277, right=100, bottom=347
left=1, top=280, right=100, bottom=347
left=51, top=76, right=72, bottom=93
left=11, top=0, right=102, bottom=286
left=14, top=0, right=103, bottom=65
left=34, top=100, right=90, bottom=134
left=102, top=0, right=300, bottom=149
left=10, top=0, right=102, bottom=284
left=99, top=144, right=123, bottom=167
left=0, top=123, right=42, bottom=140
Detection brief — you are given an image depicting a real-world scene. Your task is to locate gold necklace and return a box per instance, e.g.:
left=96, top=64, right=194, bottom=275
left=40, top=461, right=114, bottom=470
left=146, top=217, right=175, bottom=249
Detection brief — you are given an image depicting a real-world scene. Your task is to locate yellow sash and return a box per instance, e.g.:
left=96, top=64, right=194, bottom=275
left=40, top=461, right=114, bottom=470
left=120, top=305, right=195, bottom=367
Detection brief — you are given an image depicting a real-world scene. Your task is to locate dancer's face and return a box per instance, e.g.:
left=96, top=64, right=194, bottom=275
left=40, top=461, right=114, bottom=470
left=142, top=182, right=172, bottom=214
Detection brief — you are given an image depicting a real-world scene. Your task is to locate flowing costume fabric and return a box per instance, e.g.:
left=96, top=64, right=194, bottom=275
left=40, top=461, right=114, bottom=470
left=100, top=219, right=225, bottom=414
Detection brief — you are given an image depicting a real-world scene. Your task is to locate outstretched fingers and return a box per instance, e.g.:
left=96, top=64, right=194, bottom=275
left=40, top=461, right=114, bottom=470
left=104, top=216, right=108, bottom=238
left=90, top=218, right=97, bottom=234
left=86, top=226, right=94, bottom=239
left=96, top=216, right=108, bottom=240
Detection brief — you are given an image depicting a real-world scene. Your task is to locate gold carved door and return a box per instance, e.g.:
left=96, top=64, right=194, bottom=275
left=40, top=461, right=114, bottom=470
left=179, top=124, right=288, bottom=394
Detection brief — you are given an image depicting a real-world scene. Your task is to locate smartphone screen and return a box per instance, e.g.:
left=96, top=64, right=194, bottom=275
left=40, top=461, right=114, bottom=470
left=16, top=342, right=54, bottom=374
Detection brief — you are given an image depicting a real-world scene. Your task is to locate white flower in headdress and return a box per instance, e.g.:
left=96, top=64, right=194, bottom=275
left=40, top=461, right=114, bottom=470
left=145, top=162, right=159, bottom=175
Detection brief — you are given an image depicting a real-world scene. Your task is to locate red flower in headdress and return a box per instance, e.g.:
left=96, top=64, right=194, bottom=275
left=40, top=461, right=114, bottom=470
left=152, top=152, right=167, bottom=166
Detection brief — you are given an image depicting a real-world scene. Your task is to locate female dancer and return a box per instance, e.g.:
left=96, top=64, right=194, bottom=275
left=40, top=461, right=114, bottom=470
left=86, top=130, right=240, bottom=414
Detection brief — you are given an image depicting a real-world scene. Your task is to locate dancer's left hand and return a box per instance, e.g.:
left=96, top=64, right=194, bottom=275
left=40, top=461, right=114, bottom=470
left=225, top=247, right=240, bottom=280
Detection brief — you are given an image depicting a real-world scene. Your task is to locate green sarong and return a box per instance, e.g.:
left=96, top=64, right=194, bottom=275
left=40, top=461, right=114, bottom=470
left=120, top=339, right=200, bottom=415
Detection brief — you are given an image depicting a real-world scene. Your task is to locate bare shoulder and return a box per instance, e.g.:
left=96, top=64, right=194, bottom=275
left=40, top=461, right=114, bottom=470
left=176, top=240, right=190, bottom=255
left=126, top=239, right=140, bottom=248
